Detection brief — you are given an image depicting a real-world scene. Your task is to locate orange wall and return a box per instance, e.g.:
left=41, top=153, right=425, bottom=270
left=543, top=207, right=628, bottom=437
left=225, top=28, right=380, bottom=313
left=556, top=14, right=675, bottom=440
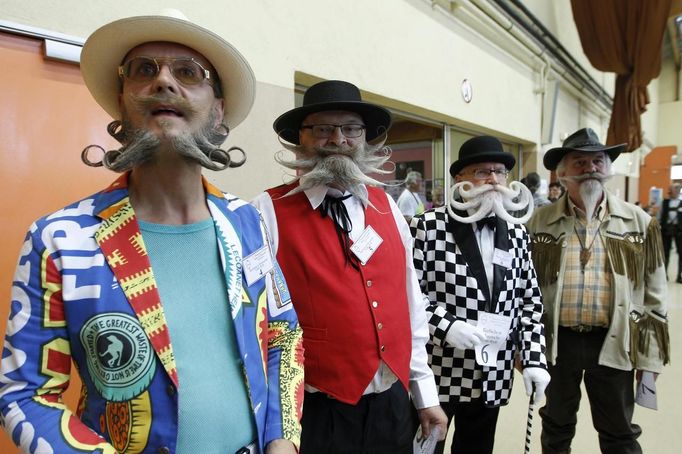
left=0, top=32, right=116, bottom=451
left=639, top=145, right=677, bottom=206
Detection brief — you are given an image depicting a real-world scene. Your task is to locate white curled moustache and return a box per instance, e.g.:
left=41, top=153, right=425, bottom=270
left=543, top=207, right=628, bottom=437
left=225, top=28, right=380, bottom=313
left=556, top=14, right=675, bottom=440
left=447, top=180, right=534, bottom=224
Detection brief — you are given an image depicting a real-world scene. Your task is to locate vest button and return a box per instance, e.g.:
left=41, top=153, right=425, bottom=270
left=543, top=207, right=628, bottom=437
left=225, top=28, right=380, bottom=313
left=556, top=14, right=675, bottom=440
left=377, top=322, right=383, bottom=330
left=366, top=280, right=373, bottom=287
left=380, top=345, right=386, bottom=352
left=166, top=385, right=176, bottom=396
left=372, top=301, right=378, bottom=308
left=157, top=447, right=170, bottom=454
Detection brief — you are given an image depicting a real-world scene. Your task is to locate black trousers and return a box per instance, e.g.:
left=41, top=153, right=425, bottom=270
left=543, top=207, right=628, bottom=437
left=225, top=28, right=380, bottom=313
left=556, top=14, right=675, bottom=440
left=661, top=225, right=682, bottom=279
left=540, top=327, right=642, bottom=454
left=434, top=399, right=500, bottom=454
left=299, top=381, right=416, bottom=454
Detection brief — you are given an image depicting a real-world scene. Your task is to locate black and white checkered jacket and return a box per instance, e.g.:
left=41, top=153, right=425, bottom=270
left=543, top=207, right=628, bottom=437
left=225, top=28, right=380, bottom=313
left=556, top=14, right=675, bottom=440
left=410, top=206, right=547, bottom=407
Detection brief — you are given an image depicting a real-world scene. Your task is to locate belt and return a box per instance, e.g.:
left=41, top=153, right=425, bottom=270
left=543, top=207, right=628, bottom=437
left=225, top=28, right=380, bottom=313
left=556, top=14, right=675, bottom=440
left=561, top=325, right=605, bottom=333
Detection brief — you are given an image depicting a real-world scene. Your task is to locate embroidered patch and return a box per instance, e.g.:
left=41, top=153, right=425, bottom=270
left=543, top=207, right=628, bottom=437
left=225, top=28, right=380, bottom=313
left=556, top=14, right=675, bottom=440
left=80, top=313, right=156, bottom=402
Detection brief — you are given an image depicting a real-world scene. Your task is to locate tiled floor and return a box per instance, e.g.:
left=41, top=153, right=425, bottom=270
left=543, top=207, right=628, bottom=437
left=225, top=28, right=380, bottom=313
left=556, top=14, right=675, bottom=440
left=443, top=249, right=682, bottom=453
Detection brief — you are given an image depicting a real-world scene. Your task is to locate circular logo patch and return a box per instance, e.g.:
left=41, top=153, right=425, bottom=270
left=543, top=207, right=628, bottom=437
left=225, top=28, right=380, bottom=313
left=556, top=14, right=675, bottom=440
left=80, top=313, right=156, bottom=402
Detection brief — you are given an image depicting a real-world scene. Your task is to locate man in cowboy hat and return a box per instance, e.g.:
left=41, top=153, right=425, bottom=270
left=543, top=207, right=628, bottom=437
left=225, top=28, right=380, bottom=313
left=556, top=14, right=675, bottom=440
left=410, top=135, right=549, bottom=454
left=252, top=79, right=447, bottom=453
left=526, top=127, right=670, bottom=454
left=0, top=12, right=302, bottom=454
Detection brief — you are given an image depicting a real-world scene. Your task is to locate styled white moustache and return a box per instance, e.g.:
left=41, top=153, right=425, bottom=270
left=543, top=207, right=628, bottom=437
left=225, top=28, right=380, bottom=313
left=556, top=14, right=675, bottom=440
left=447, top=181, right=534, bottom=225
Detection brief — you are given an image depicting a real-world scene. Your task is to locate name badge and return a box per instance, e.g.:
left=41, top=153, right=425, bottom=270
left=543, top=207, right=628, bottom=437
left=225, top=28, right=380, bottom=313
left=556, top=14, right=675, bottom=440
left=492, top=248, right=512, bottom=268
left=474, top=312, right=512, bottom=368
left=350, top=225, right=383, bottom=264
left=243, top=246, right=274, bottom=286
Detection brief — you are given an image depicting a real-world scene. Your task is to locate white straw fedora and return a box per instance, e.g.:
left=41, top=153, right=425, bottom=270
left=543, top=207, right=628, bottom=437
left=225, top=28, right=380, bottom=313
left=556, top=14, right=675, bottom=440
left=80, top=10, right=255, bottom=129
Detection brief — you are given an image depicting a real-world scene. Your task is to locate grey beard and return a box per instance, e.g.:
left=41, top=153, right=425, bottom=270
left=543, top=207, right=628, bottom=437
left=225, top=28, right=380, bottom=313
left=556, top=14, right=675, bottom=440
left=560, top=172, right=610, bottom=221
left=578, top=179, right=604, bottom=221
left=102, top=94, right=230, bottom=172
left=275, top=141, right=392, bottom=205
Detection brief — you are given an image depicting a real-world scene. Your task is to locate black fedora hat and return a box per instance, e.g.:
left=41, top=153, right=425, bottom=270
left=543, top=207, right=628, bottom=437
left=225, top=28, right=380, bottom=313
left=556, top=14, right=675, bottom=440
left=273, top=80, right=392, bottom=144
left=449, top=135, right=516, bottom=177
left=543, top=128, right=626, bottom=171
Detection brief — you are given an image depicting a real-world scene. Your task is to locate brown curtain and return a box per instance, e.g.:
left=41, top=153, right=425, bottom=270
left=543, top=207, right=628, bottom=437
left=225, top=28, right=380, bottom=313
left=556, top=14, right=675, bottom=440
left=571, top=0, right=671, bottom=151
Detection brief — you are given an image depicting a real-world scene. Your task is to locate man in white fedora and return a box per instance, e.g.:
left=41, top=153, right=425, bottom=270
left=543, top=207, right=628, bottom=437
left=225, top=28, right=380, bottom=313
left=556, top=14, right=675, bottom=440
left=0, top=12, right=302, bottom=454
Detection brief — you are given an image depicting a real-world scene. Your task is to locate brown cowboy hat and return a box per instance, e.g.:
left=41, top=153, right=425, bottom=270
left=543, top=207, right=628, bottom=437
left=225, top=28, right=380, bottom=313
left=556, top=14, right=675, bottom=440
left=273, top=80, right=392, bottom=144
left=543, top=128, right=626, bottom=171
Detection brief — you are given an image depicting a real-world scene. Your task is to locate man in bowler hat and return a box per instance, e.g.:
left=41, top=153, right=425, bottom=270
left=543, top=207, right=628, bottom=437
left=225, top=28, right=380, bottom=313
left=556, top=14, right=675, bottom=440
left=252, top=80, right=447, bottom=453
left=526, top=128, right=670, bottom=454
left=410, top=135, right=549, bottom=454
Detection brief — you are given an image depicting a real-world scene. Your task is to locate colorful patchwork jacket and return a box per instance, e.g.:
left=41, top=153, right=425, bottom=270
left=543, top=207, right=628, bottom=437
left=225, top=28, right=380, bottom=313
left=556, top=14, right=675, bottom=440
left=0, top=174, right=304, bottom=453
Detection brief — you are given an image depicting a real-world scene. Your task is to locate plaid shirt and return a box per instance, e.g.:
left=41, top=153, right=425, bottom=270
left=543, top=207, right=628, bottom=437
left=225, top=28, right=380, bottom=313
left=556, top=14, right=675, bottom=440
left=559, top=198, right=612, bottom=327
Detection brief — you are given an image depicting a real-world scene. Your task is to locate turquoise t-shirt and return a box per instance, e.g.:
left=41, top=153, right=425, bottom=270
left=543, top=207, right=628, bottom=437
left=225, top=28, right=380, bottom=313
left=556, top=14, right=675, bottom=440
left=139, top=218, right=256, bottom=453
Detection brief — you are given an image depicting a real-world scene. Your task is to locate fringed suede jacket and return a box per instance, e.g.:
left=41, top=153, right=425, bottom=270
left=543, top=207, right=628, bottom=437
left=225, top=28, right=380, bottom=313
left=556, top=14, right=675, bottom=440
left=527, top=191, right=670, bottom=373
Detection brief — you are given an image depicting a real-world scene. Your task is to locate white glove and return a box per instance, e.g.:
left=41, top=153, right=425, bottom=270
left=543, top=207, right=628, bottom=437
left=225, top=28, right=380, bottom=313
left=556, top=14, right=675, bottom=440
left=445, top=320, right=486, bottom=350
left=522, top=367, right=551, bottom=404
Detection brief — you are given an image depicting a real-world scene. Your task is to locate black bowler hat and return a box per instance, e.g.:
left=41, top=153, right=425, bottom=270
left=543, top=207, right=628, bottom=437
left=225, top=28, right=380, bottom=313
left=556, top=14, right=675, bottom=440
left=449, top=136, right=516, bottom=177
left=273, top=80, right=392, bottom=144
left=543, top=128, right=626, bottom=171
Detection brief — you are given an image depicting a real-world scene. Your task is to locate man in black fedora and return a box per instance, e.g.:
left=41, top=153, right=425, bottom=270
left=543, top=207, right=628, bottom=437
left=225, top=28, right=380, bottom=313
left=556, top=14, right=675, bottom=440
left=527, top=127, right=670, bottom=454
left=410, top=135, right=548, bottom=454
left=252, top=80, right=447, bottom=453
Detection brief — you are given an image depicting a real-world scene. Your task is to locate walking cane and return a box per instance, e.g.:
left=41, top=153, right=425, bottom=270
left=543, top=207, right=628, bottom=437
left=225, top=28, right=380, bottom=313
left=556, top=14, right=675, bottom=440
left=524, top=384, right=535, bottom=454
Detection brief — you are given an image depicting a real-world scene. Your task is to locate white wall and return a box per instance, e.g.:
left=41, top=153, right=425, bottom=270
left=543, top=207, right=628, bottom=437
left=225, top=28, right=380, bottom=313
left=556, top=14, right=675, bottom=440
left=0, top=0, right=660, bottom=197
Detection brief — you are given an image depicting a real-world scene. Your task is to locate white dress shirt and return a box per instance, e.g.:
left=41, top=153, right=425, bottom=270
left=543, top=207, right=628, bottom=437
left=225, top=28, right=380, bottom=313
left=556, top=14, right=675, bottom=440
left=473, top=219, right=495, bottom=297
left=252, top=183, right=439, bottom=409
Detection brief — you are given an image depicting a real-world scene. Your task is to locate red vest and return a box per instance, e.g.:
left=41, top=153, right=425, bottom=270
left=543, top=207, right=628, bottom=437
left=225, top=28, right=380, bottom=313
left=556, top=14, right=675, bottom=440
left=267, top=183, right=412, bottom=404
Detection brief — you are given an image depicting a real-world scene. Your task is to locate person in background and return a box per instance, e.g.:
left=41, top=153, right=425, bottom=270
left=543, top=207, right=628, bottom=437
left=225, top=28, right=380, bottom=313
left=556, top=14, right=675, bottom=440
left=527, top=128, right=669, bottom=454
left=548, top=181, right=565, bottom=202
left=525, top=171, right=551, bottom=208
left=0, top=12, right=302, bottom=454
left=659, top=183, right=682, bottom=283
left=430, top=186, right=445, bottom=209
left=253, top=80, right=447, bottom=454
left=411, top=135, right=549, bottom=454
left=397, top=170, right=426, bottom=221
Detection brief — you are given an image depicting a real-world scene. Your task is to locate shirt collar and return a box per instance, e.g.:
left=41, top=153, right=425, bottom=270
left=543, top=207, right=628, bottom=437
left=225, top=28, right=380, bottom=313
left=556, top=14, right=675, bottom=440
left=301, top=183, right=369, bottom=210
left=567, top=194, right=607, bottom=222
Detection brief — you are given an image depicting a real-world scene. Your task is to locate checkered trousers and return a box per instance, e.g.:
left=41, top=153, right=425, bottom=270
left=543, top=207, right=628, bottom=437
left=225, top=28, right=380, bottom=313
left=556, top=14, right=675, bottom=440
left=410, top=207, right=547, bottom=407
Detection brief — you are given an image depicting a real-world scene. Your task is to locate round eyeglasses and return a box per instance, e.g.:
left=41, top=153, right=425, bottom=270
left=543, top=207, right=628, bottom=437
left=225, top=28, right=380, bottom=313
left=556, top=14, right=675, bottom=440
left=118, top=56, right=213, bottom=86
left=300, top=124, right=366, bottom=139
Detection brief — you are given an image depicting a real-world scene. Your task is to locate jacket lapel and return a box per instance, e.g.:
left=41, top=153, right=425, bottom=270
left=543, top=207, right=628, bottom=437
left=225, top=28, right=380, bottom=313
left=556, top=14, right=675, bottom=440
left=205, top=182, right=245, bottom=348
left=449, top=211, right=491, bottom=304
left=94, top=180, right=178, bottom=388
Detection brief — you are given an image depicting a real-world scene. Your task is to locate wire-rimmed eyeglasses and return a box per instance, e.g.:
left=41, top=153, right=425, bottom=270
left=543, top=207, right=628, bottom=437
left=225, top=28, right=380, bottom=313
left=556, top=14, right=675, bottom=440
left=118, top=56, right=213, bottom=86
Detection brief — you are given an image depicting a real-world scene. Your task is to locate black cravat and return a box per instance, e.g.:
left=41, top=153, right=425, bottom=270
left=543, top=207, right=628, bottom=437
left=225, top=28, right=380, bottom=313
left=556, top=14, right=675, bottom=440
left=319, top=194, right=359, bottom=269
left=476, top=216, right=496, bottom=231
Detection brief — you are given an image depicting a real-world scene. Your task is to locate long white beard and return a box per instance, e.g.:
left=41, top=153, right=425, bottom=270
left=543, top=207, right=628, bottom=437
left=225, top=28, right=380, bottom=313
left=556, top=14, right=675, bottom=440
left=578, top=179, right=604, bottom=221
left=559, top=172, right=611, bottom=221
left=447, top=181, right=534, bottom=224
